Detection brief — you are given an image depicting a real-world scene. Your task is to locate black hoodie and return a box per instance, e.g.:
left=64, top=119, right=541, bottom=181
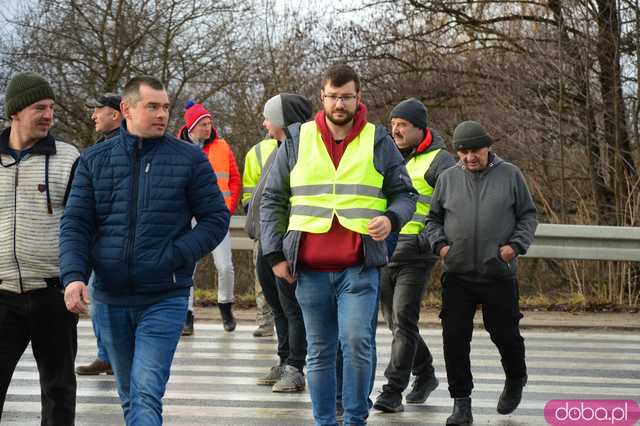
left=244, top=94, right=313, bottom=239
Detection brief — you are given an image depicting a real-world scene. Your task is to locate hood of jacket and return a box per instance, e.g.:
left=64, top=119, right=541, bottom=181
left=281, top=93, right=313, bottom=128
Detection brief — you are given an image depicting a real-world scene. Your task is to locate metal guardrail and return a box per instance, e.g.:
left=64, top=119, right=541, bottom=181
left=229, top=217, right=640, bottom=262
left=524, top=224, right=640, bottom=262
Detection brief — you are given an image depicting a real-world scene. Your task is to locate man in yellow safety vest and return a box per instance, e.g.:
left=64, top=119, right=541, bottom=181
left=260, top=64, right=417, bottom=425
left=373, top=98, right=456, bottom=413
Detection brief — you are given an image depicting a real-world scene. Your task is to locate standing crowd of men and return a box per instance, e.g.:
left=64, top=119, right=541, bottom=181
left=0, top=64, right=537, bottom=426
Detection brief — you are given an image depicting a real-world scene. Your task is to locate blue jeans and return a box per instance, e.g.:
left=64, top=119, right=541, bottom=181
left=88, top=273, right=109, bottom=364
left=337, top=286, right=379, bottom=409
left=93, top=296, right=188, bottom=426
left=296, top=266, right=379, bottom=426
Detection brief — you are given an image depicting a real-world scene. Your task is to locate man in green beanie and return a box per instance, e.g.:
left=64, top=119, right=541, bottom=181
left=0, top=71, right=80, bottom=425
left=426, top=120, right=538, bottom=425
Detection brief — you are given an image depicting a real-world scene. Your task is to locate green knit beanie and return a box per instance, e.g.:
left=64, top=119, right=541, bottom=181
left=453, top=120, right=493, bottom=151
left=5, top=72, right=56, bottom=118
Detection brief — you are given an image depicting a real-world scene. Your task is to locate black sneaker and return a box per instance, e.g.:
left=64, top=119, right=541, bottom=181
left=373, top=390, right=404, bottom=413
left=405, top=374, right=439, bottom=404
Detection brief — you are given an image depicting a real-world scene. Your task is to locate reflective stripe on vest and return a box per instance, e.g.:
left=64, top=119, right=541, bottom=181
left=287, top=122, right=385, bottom=235
left=255, top=139, right=278, bottom=170
left=400, top=148, right=440, bottom=235
left=207, top=138, right=233, bottom=210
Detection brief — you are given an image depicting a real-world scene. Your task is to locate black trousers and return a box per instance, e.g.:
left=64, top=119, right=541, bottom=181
left=440, top=273, right=526, bottom=398
left=380, top=263, right=436, bottom=393
left=0, top=287, right=78, bottom=425
left=255, top=244, right=307, bottom=371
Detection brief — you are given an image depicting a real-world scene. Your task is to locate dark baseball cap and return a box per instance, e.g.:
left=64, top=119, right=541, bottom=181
left=86, top=93, right=121, bottom=111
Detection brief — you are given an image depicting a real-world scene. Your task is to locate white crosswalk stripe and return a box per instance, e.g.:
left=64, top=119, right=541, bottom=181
left=4, top=321, right=640, bottom=425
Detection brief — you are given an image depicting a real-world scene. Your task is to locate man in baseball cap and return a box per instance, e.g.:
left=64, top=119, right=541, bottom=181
left=86, top=93, right=122, bottom=144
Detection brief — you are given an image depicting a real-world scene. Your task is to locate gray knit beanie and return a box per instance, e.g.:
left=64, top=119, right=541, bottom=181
left=263, top=95, right=285, bottom=129
left=5, top=72, right=56, bottom=117
left=389, top=98, right=428, bottom=130
left=453, top=121, right=493, bottom=150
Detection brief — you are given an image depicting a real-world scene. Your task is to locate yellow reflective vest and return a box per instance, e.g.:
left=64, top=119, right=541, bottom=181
left=241, top=138, right=278, bottom=207
left=287, top=122, right=386, bottom=235
left=399, top=149, right=440, bottom=235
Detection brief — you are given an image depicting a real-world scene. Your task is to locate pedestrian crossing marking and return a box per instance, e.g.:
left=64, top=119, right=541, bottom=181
left=4, top=319, right=639, bottom=425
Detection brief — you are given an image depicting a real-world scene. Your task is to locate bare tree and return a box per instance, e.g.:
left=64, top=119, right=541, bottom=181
left=0, top=0, right=247, bottom=147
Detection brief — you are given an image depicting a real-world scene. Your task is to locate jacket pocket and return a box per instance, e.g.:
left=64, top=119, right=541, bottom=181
left=443, top=238, right=472, bottom=274
left=480, top=239, right=512, bottom=277
left=93, top=261, right=129, bottom=293
left=133, top=242, right=176, bottom=291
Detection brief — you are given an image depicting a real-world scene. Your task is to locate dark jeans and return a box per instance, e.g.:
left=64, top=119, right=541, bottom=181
left=379, top=263, right=435, bottom=394
left=256, top=244, right=306, bottom=371
left=0, top=287, right=78, bottom=426
left=440, top=273, right=526, bottom=398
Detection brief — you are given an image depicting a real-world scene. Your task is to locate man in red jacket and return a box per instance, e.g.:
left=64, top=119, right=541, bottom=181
left=178, top=102, right=241, bottom=332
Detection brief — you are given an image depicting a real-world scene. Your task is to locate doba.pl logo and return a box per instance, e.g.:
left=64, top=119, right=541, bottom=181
left=545, top=400, right=640, bottom=425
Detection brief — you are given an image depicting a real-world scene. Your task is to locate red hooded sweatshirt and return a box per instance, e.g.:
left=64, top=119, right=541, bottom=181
left=297, top=104, right=370, bottom=271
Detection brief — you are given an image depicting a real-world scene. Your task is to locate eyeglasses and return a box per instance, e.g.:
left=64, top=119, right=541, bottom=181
left=323, top=94, right=358, bottom=104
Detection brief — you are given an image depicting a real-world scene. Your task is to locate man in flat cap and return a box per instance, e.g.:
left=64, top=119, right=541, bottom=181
left=426, top=120, right=538, bottom=425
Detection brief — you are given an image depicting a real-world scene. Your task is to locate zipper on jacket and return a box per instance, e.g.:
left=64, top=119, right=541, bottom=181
left=473, top=175, right=479, bottom=272
left=13, top=163, right=24, bottom=293
left=290, top=231, right=301, bottom=277
left=126, top=140, right=143, bottom=289
left=143, top=162, right=151, bottom=208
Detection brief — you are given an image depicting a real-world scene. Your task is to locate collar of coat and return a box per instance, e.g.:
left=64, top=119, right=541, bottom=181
left=0, top=127, right=57, bottom=156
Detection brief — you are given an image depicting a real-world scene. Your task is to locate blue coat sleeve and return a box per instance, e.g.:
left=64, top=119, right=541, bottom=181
left=59, top=155, right=96, bottom=286
left=174, top=152, right=230, bottom=267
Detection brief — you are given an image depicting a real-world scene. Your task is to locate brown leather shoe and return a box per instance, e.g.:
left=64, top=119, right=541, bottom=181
left=76, top=359, right=113, bottom=375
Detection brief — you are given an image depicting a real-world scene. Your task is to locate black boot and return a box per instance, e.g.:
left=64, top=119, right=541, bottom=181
left=181, top=310, right=194, bottom=336
left=497, top=375, right=527, bottom=415
left=373, top=389, right=404, bottom=413
left=446, top=397, right=473, bottom=425
left=218, top=302, right=236, bottom=332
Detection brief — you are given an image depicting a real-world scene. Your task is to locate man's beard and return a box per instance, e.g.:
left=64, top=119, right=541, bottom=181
left=325, top=107, right=355, bottom=126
